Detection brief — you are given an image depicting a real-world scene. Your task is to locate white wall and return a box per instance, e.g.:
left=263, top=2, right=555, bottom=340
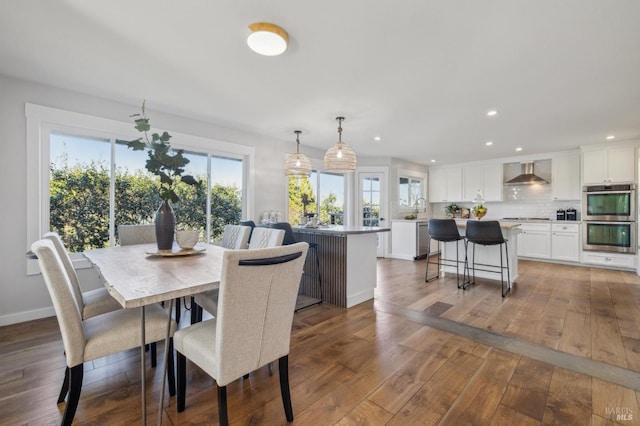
left=0, top=74, right=290, bottom=325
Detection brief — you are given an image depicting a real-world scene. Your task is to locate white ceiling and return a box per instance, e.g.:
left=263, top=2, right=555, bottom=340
left=1, top=0, right=639, bottom=165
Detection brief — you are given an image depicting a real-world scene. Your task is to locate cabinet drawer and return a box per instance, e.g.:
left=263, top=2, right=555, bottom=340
left=519, top=223, right=551, bottom=232
left=551, top=223, right=579, bottom=233
left=581, top=252, right=636, bottom=269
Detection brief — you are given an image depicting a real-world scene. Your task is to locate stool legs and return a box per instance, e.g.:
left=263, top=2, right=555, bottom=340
left=464, top=241, right=511, bottom=297
left=425, top=238, right=467, bottom=288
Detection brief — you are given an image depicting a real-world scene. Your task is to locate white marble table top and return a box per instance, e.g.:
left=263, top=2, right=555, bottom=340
left=84, top=243, right=227, bottom=308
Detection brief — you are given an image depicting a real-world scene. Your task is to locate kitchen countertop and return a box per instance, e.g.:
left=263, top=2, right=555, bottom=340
left=293, top=225, right=391, bottom=235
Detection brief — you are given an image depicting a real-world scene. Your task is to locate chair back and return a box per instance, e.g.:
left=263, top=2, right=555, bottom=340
left=43, top=232, right=83, bottom=312
left=31, top=239, right=85, bottom=367
left=465, top=220, right=505, bottom=245
left=214, top=242, right=308, bottom=385
left=248, top=228, right=285, bottom=249
left=239, top=220, right=256, bottom=243
left=220, top=225, right=251, bottom=249
left=428, top=219, right=462, bottom=242
left=118, top=224, right=156, bottom=246
left=269, top=222, right=297, bottom=245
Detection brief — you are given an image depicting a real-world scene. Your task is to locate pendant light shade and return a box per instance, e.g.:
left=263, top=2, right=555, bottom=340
left=284, top=130, right=312, bottom=177
left=324, top=117, right=357, bottom=173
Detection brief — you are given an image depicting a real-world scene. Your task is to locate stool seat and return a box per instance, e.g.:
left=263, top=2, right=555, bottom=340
left=465, top=220, right=511, bottom=297
left=426, top=219, right=467, bottom=288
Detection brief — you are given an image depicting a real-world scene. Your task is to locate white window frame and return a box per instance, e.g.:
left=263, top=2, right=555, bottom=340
left=397, top=168, right=427, bottom=212
left=26, top=103, right=254, bottom=274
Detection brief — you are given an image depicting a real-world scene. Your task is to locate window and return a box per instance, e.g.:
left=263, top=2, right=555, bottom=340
left=27, top=104, right=253, bottom=272
left=398, top=173, right=425, bottom=209
left=287, top=170, right=345, bottom=225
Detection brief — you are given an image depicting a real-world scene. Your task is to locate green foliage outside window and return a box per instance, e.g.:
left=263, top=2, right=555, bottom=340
left=50, top=163, right=241, bottom=252
left=288, top=176, right=343, bottom=225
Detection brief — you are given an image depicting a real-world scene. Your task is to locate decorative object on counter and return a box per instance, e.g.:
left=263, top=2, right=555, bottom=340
left=176, top=229, right=200, bottom=249
left=556, top=208, right=566, bottom=220
left=444, top=203, right=460, bottom=218
left=324, top=117, right=357, bottom=173
left=284, top=130, right=312, bottom=177
left=461, top=208, right=470, bottom=219
left=127, top=101, right=200, bottom=250
left=566, top=207, right=577, bottom=221
left=472, top=191, right=487, bottom=220
left=404, top=214, right=417, bottom=220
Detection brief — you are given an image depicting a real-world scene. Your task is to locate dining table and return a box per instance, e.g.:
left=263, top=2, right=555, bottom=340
left=83, top=242, right=227, bottom=425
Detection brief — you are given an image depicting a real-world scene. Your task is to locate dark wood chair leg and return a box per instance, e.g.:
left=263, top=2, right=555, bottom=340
left=175, top=297, right=181, bottom=323
left=61, top=364, right=83, bottom=426
left=217, top=385, right=229, bottom=426
left=190, top=296, right=198, bottom=324
left=176, top=352, right=187, bottom=412
left=279, top=355, right=294, bottom=422
left=57, top=366, right=70, bottom=403
left=167, top=338, right=176, bottom=396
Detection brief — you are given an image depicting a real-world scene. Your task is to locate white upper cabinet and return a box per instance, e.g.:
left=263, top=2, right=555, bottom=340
left=463, top=164, right=503, bottom=202
left=552, top=152, right=580, bottom=200
left=428, top=167, right=462, bottom=203
left=582, top=144, right=635, bottom=184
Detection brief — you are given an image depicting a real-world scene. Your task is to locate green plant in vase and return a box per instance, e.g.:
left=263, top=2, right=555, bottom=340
left=444, top=203, right=459, bottom=218
left=128, top=101, right=199, bottom=249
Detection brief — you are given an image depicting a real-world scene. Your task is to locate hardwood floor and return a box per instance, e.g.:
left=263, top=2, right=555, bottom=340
left=2, top=258, right=640, bottom=425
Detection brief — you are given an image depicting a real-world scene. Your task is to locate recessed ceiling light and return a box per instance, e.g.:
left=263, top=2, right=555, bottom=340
left=606, top=135, right=615, bottom=140
left=374, top=136, right=381, bottom=141
left=515, top=147, right=523, bottom=152
left=487, top=110, right=498, bottom=117
left=430, top=159, right=436, bottom=163
left=247, top=22, right=289, bottom=56
left=485, top=141, right=493, bottom=146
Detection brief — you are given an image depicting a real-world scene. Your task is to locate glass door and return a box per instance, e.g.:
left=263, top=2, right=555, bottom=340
left=358, top=171, right=387, bottom=257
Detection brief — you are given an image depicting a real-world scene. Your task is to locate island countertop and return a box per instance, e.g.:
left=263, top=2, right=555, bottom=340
left=293, top=225, right=391, bottom=236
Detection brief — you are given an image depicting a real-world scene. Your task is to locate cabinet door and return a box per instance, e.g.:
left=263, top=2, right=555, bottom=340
left=482, top=164, right=503, bottom=202
left=463, top=165, right=483, bottom=202
left=551, top=232, right=579, bottom=261
left=552, top=154, right=580, bottom=200
left=428, top=168, right=447, bottom=202
left=582, top=150, right=608, bottom=184
left=608, top=146, right=635, bottom=183
left=445, top=168, right=463, bottom=202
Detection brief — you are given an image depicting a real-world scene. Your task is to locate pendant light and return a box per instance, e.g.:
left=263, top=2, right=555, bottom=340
left=284, top=130, right=312, bottom=177
left=324, top=117, right=357, bottom=173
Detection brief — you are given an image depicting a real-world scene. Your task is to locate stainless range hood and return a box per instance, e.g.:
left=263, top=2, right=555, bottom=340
left=505, top=162, right=549, bottom=185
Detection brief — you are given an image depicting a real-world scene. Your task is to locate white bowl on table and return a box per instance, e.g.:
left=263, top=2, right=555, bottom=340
left=176, top=230, right=200, bottom=249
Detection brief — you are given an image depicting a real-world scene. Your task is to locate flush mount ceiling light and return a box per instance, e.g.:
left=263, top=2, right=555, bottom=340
left=284, top=130, right=312, bottom=177
left=324, top=117, right=357, bottom=173
left=487, top=110, right=498, bottom=117
left=606, top=135, right=615, bottom=140
left=247, top=22, right=288, bottom=56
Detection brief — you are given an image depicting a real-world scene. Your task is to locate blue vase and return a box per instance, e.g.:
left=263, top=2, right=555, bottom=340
left=155, top=200, right=175, bottom=250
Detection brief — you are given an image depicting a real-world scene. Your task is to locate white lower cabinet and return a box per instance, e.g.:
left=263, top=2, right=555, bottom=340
left=551, top=223, right=580, bottom=262
left=581, top=252, right=636, bottom=270
left=517, top=223, right=551, bottom=259
left=390, top=220, right=438, bottom=260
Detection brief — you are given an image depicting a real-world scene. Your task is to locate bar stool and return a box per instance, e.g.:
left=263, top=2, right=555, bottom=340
left=426, top=218, right=467, bottom=288
left=269, top=222, right=323, bottom=310
left=464, top=220, right=511, bottom=297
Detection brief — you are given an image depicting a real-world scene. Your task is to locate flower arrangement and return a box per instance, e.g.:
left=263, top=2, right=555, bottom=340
left=444, top=203, right=460, bottom=217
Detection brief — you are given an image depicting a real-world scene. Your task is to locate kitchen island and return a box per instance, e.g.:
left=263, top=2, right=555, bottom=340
left=439, top=220, right=521, bottom=289
left=293, top=225, right=390, bottom=308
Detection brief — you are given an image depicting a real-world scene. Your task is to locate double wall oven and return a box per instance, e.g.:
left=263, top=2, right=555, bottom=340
left=582, top=184, right=636, bottom=253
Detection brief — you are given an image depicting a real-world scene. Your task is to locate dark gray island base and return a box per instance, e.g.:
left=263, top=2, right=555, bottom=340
left=293, top=226, right=390, bottom=308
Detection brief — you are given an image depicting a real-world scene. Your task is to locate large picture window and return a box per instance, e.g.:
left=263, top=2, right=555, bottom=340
left=27, top=104, right=253, bottom=272
left=288, top=170, right=345, bottom=226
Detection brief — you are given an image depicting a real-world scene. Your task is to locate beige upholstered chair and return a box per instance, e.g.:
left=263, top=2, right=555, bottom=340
left=31, top=238, right=177, bottom=426
left=43, top=232, right=122, bottom=320
left=118, top=223, right=156, bottom=246
left=175, top=242, right=309, bottom=425
left=191, top=226, right=283, bottom=323
left=219, top=224, right=251, bottom=249
left=248, top=227, right=285, bottom=249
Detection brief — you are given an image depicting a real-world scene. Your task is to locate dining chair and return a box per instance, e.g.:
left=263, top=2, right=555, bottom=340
left=191, top=225, right=280, bottom=323
left=31, top=239, right=177, bottom=426
left=219, top=224, right=251, bottom=249
left=175, top=242, right=309, bottom=425
left=239, top=220, right=256, bottom=243
left=118, top=223, right=156, bottom=245
left=248, top=227, right=285, bottom=249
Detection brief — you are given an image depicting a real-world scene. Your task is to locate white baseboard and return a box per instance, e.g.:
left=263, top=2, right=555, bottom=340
left=346, top=288, right=375, bottom=308
left=0, top=307, right=55, bottom=327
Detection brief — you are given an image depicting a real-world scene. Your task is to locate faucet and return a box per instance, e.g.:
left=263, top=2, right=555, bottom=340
left=413, top=197, right=427, bottom=216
